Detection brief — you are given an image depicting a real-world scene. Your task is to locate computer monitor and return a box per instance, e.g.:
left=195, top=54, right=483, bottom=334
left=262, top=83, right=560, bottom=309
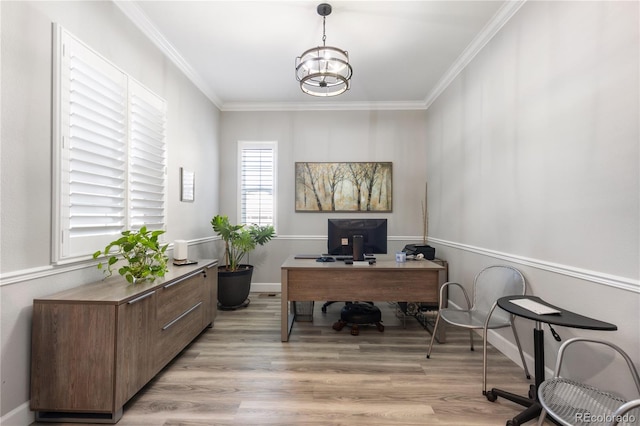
left=327, top=218, right=388, bottom=256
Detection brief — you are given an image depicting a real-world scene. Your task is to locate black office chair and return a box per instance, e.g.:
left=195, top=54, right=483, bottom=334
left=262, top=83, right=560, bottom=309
left=321, top=301, right=340, bottom=312
left=321, top=301, right=374, bottom=313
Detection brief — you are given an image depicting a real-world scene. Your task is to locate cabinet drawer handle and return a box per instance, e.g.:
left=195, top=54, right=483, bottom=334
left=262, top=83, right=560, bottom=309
left=163, top=270, right=202, bottom=289
left=127, top=291, right=156, bottom=304
left=162, top=302, right=202, bottom=330
left=206, top=263, right=217, bottom=270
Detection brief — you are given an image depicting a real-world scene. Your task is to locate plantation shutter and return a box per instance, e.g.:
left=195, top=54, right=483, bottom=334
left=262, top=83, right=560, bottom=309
left=59, top=31, right=128, bottom=258
left=55, top=27, right=167, bottom=261
left=128, top=80, right=167, bottom=231
left=238, top=142, right=276, bottom=228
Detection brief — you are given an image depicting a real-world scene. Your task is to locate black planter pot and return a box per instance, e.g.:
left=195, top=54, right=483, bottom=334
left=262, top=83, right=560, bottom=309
left=217, top=265, right=253, bottom=310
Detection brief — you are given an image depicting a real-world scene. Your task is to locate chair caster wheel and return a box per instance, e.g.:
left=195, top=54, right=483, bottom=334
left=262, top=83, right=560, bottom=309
left=332, top=320, right=346, bottom=331
left=506, top=420, right=519, bottom=426
left=485, top=391, right=497, bottom=402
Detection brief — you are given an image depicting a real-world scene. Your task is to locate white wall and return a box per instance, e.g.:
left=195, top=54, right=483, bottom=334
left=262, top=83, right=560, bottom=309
left=425, top=0, right=639, bottom=397
left=219, top=110, right=432, bottom=285
left=0, top=1, right=221, bottom=423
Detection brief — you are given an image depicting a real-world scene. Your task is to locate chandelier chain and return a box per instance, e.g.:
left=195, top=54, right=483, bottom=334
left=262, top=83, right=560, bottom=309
left=322, top=16, right=327, bottom=46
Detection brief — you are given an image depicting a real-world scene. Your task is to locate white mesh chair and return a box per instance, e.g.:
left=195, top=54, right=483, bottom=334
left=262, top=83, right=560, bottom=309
left=537, top=338, right=640, bottom=426
left=426, top=265, right=531, bottom=394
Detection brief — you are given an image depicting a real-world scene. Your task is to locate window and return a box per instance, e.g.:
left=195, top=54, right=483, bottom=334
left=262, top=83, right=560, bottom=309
left=238, top=142, right=276, bottom=229
left=53, top=27, right=166, bottom=262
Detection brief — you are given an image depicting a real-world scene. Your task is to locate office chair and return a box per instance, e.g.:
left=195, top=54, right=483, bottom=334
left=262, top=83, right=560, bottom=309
left=321, top=301, right=340, bottom=312
left=537, top=337, right=640, bottom=426
left=426, top=265, right=531, bottom=394
left=322, top=301, right=373, bottom=313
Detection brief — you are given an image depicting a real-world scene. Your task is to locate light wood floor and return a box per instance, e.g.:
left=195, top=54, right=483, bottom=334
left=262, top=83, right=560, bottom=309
left=39, top=294, right=546, bottom=425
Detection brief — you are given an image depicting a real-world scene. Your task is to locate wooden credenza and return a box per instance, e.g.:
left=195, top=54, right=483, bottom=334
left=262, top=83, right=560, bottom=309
left=30, top=260, right=218, bottom=423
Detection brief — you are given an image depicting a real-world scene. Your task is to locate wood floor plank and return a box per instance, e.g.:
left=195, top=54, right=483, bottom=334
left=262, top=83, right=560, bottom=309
left=34, top=293, right=550, bottom=425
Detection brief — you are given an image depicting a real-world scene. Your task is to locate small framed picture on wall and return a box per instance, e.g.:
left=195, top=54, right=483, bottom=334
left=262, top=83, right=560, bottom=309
left=180, top=167, right=195, bottom=202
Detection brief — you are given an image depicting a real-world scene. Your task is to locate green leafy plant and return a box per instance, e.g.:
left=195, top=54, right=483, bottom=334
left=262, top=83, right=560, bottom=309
left=93, top=226, right=169, bottom=283
left=211, top=215, right=275, bottom=272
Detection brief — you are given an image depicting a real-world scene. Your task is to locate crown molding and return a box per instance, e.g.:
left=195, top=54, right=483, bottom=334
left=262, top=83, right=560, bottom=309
left=113, top=0, right=223, bottom=109
left=115, top=0, right=525, bottom=113
left=424, top=0, right=527, bottom=109
left=220, top=100, right=429, bottom=112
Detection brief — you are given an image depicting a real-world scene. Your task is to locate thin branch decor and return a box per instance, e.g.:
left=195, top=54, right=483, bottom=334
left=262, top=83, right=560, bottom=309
left=295, top=162, right=392, bottom=212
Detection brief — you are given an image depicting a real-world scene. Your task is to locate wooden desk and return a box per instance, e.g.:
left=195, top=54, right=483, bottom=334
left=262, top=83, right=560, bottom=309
left=280, top=256, right=445, bottom=342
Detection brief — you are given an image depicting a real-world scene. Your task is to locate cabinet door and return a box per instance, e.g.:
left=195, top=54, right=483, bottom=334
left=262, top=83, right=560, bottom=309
left=31, top=303, right=116, bottom=412
left=204, top=262, right=218, bottom=327
left=115, top=290, right=156, bottom=408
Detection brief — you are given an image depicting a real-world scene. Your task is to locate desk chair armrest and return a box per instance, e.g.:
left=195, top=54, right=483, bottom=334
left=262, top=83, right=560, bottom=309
left=439, top=282, right=472, bottom=310
left=482, top=300, right=500, bottom=332
left=554, top=338, right=640, bottom=395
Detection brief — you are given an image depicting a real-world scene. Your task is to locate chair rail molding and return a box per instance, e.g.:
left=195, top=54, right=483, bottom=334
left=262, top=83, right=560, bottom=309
left=429, top=237, right=639, bottom=294
left=0, top=237, right=217, bottom=287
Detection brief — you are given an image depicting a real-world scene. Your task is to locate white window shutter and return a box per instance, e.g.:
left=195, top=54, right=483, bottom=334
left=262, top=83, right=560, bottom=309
left=54, top=27, right=167, bottom=262
left=59, top=31, right=128, bottom=259
left=238, top=142, right=276, bottom=228
left=128, top=80, right=167, bottom=232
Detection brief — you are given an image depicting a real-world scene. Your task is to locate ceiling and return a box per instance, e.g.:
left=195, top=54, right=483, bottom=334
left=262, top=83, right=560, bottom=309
left=116, top=1, right=523, bottom=111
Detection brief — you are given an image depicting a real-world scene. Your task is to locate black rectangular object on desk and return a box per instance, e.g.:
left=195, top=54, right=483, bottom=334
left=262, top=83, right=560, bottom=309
left=352, top=234, right=364, bottom=261
left=403, top=244, right=435, bottom=260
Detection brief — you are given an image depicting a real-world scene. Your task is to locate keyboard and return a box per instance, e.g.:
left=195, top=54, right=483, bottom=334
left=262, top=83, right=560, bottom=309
left=330, top=255, right=376, bottom=261
left=334, top=255, right=353, bottom=260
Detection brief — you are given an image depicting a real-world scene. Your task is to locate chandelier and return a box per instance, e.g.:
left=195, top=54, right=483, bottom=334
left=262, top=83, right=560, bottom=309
left=295, top=3, right=353, bottom=97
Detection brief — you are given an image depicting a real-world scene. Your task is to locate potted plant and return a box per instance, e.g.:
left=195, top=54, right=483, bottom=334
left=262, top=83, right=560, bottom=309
left=211, top=215, right=275, bottom=309
left=93, top=226, right=169, bottom=283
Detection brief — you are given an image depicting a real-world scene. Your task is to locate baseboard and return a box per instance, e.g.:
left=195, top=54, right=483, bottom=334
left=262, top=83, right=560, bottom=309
left=251, top=282, right=281, bottom=293
left=2, top=401, right=33, bottom=426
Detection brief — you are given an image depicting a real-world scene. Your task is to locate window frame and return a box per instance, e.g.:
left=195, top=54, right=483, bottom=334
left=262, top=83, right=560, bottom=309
left=52, top=25, right=167, bottom=264
left=237, top=141, right=277, bottom=231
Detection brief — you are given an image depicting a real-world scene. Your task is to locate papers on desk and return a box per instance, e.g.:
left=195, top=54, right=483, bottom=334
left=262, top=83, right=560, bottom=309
left=510, top=298, right=561, bottom=315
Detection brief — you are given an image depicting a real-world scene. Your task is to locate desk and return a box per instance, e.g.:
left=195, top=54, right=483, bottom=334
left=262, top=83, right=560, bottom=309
left=487, top=295, right=617, bottom=426
left=280, top=256, right=444, bottom=342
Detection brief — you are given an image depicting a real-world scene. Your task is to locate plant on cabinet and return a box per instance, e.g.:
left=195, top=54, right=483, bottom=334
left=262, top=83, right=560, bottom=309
left=93, top=226, right=169, bottom=284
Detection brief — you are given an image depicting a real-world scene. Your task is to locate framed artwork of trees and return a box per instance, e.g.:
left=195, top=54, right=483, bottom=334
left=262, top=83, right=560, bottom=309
left=295, top=162, right=392, bottom=212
